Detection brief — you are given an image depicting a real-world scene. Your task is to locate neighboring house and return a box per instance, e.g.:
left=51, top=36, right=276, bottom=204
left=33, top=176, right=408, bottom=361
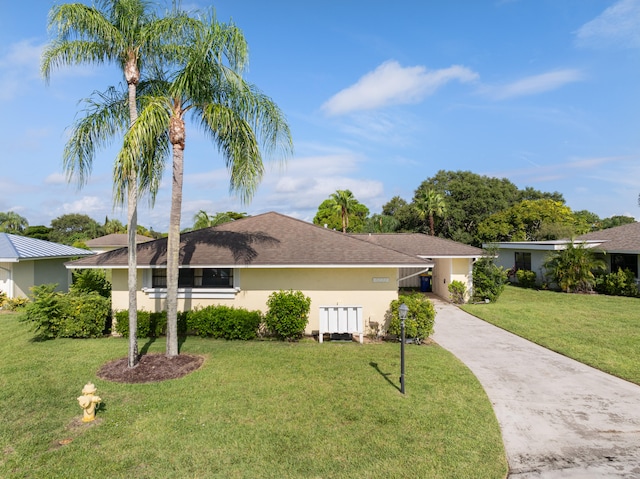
left=85, top=233, right=154, bottom=254
left=0, top=233, right=94, bottom=299
left=66, top=212, right=480, bottom=338
left=488, top=222, right=640, bottom=285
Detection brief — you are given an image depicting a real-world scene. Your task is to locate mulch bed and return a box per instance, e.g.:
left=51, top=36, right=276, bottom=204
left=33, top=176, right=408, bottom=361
left=97, top=353, right=204, bottom=384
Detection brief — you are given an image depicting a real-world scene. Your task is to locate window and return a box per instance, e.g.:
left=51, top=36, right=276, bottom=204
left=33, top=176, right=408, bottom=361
left=152, top=268, right=234, bottom=288
left=610, top=254, right=638, bottom=278
left=514, top=252, right=531, bottom=271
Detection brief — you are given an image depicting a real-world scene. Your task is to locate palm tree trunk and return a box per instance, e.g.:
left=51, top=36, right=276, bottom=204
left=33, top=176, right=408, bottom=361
left=166, top=113, right=186, bottom=358
left=126, top=81, right=139, bottom=368
left=429, top=214, right=435, bottom=236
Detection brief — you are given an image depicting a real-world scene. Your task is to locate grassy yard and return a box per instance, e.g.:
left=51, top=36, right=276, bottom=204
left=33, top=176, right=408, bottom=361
left=0, top=311, right=507, bottom=479
left=462, top=285, right=640, bottom=385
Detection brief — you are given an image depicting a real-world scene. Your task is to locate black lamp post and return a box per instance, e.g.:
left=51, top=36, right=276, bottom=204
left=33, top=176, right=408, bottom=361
left=399, top=302, right=408, bottom=394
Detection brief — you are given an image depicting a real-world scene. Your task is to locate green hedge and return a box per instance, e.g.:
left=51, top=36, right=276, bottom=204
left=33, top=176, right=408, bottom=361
left=114, top=310, right=188, bottom=338
left=187, top=305, right=262, bottom=340
left=115, top=306, right=261, bottom=340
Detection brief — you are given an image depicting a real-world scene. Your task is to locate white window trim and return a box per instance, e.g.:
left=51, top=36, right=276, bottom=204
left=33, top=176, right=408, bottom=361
left=141, top=268, right=240, bottom=299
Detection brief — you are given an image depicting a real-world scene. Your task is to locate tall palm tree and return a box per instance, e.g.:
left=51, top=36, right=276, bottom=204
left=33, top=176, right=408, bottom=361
left=415, top=189, right=446, bottom=236
left=121, top=14, right=293, bottom=357
left=42, top=0, right=193, bottom=368
left=330, top=190, right=357, bottom=233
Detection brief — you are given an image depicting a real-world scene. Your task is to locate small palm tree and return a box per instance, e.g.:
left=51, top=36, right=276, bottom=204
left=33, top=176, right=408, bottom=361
left=0, top=211, right=29, bottom=234
left=415, top=189, right=446, bottom=236
left=121, top=13, right=293, bottom=357
left=543, top=242, right=606, bottom=293
left=330, top=190, right=357, bottom=233
left=192, top=210, right=239, bottom=230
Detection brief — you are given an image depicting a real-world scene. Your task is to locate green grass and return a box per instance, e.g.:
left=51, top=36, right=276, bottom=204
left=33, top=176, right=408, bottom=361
left=462, top=285, right=640, bottom=384
left=0, top=311, right=507, bottom=479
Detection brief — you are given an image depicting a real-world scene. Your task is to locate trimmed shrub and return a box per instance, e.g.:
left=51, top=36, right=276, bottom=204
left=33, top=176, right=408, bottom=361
left=0, top=291, right=7, bottom=309
left=515, top=269, right=537, bottom=289
left=596, top=268, right=639, bottom=298
left=59, top=292, right=110, bottom=338
left=187, top=305, right=262, bottom=340
left=448, top=280, right=467, bottom=304
left=264, top=290, right=311, bottom=340
left=386, top=294, right=436, bottom=343
left=472, top=253, right=508, bottom=302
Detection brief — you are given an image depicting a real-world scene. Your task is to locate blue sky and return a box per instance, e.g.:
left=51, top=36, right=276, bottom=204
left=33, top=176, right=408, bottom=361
left=1, top=0, right=639, bottom=232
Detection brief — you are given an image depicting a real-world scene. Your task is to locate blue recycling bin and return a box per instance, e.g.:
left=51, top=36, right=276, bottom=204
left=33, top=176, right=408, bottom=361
left=420, top=275, right=432, bottom=292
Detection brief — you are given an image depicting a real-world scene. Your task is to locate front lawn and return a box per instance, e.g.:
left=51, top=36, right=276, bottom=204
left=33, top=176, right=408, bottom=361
left=462, top=285, right=640, bottom=384
left=0, top=312, right=507, bottom=479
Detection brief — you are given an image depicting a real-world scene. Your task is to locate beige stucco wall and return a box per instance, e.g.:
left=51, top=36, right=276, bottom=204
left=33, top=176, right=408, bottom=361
left=431, top=258, right=474, bottom=301
left=111, top=267, right=401, bottom=335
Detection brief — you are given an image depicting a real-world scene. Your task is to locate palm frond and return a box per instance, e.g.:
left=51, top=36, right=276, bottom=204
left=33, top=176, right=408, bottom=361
left=113, top=95, right=171, bottom=205
left=63, top=86, right=130, bottom=187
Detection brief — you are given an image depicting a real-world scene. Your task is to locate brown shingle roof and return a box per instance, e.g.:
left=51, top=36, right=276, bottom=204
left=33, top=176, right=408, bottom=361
left=350, top=233, right=483, bottom=257
left=85, top=233, right=154, bottom=247
left=575, top=222, right=640, bottom=253
left=68, top=212, right=431, bottom=268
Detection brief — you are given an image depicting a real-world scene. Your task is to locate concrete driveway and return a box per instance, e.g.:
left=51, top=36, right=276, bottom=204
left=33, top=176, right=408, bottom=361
left=429, top=296, right=640, bottom=478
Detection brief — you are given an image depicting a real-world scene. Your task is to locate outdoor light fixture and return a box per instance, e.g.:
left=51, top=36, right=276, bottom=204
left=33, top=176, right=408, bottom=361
left=399, top=302, right=409, bottom=395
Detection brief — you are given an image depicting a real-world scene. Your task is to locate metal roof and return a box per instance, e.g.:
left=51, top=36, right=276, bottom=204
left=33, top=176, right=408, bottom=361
left=0, top=233, right=95, bottom=262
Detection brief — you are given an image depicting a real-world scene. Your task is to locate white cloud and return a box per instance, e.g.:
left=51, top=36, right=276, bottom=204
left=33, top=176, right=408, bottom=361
left=486, top=69, right=584, bottom=100
left=44, top=172, right=67, bottom=185
left=321, top=60, right=479, bottom=116
left=575, top=0, right=640, bottom=49
left=61, top=196, right=108, bottom=214
left=0, top=40, right=43, bottom=100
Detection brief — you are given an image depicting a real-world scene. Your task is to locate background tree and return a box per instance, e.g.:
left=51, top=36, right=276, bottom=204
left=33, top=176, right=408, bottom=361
left=120, top=13, right=293, bottom=357
left=42, top=0, right=194, bottom=368
left=363, top=214, right=399, bottom=233
left=477, top=199, right=583, bottom=243
left=599, top=215, right=635, bottom=230
left=48, top=214, right=103, bottom=245
left=543, top=242, right=606, bottom=293
left=104, top=217, right=126, bottom=234
left=313, top=191, right=369, bottom=232
left=414, top=170, right=567, bottom=245
left=23, top=225, right=52, bottom=241
left=381, top=196, right=421, bottom=232
left=0, top=211, right=29, bottom=234
left=573, top=210, right=601, bottom=232
left=414, top=189, right=446, bottom=236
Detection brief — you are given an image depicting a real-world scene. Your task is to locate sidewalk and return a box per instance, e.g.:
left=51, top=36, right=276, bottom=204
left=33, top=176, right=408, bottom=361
left=429, top=295, right=640, bottom=478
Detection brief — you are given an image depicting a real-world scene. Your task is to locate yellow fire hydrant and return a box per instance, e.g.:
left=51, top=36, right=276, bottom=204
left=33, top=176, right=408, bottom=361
left=77, top=382, right=102, bottom=422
